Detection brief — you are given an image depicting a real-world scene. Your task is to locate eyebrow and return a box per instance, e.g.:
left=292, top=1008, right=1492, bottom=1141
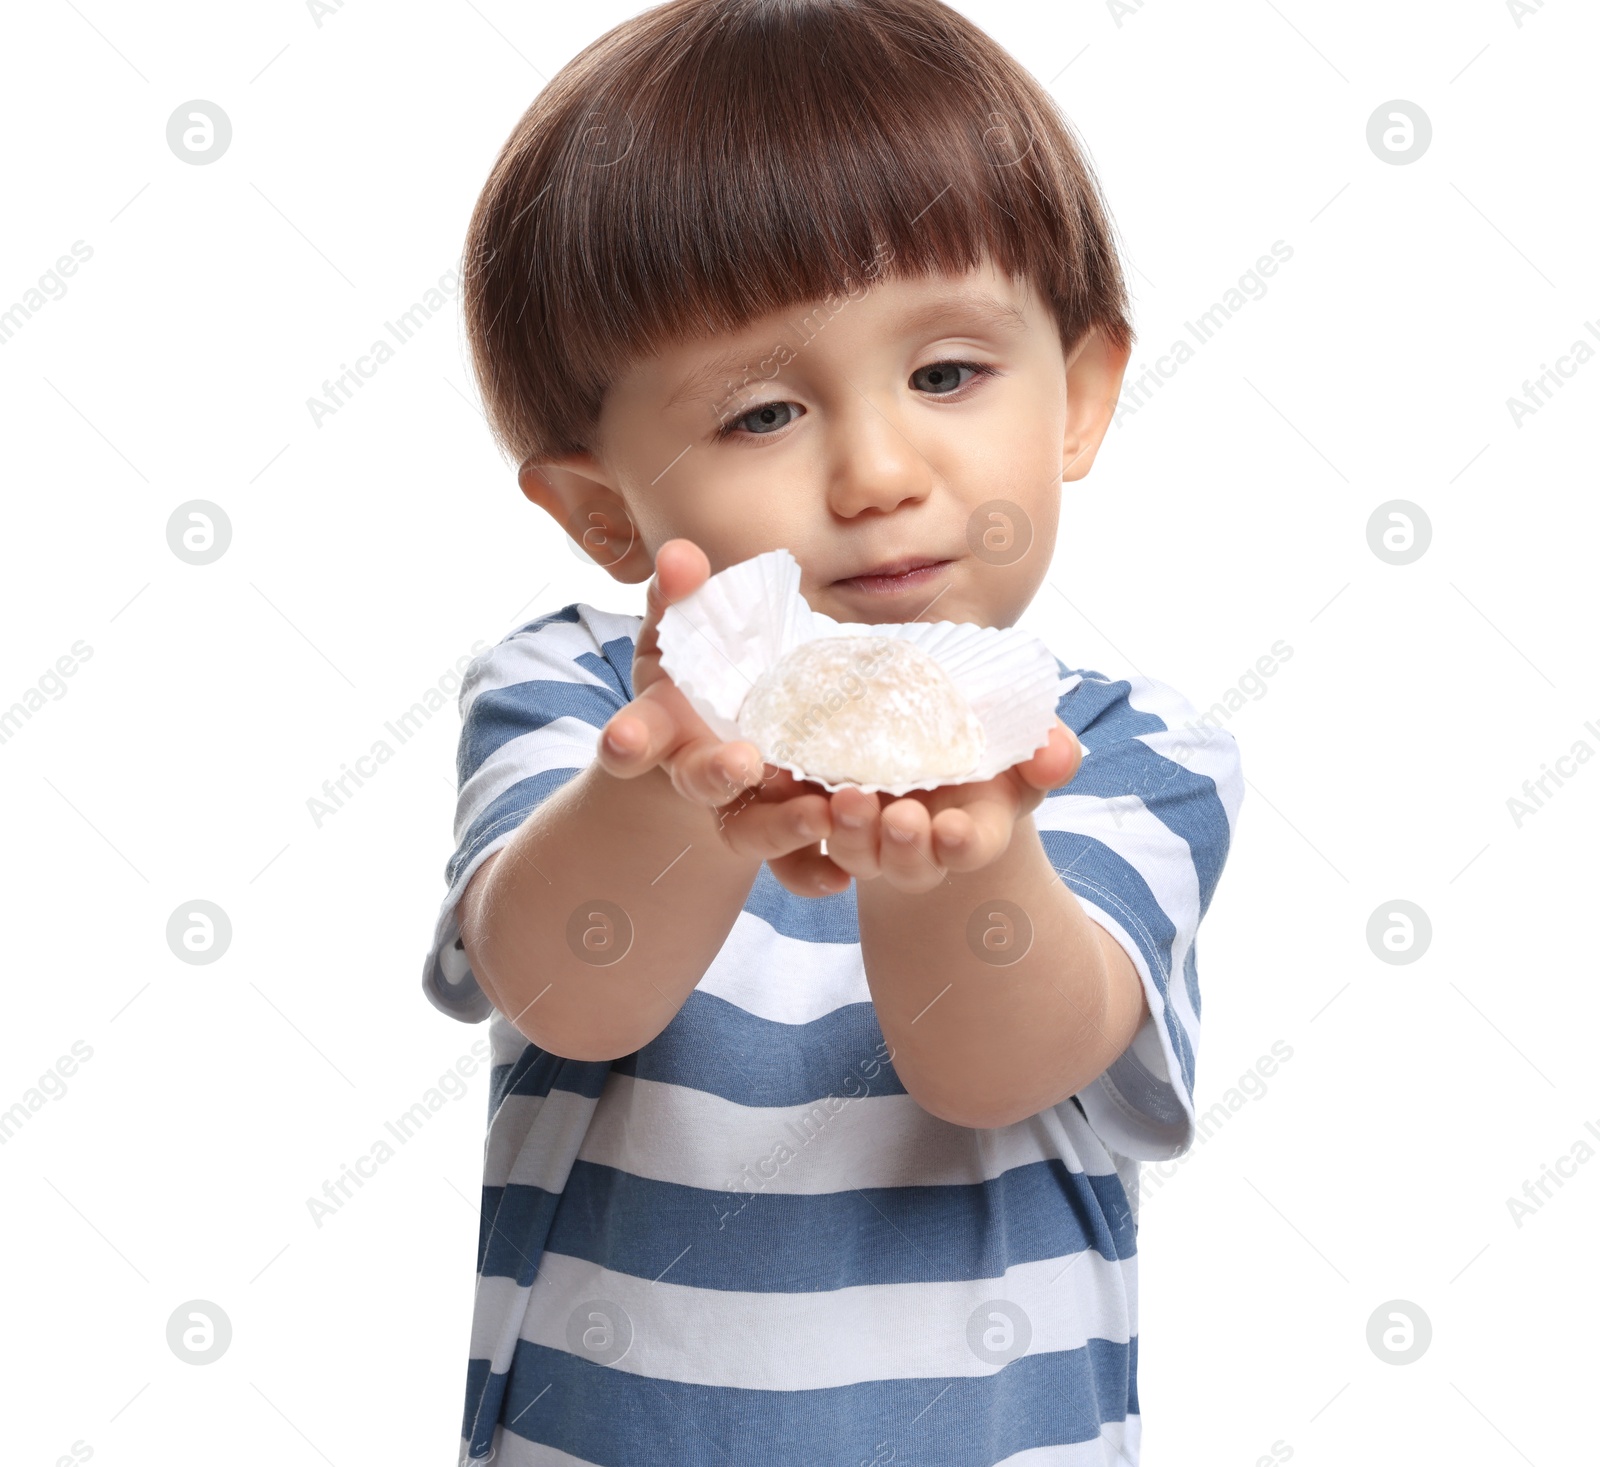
left=663, top=289, right=1030, bottom=414
left=664, top=348, right=774, bottom=415
left=888, top=290, right=1030, bottom=340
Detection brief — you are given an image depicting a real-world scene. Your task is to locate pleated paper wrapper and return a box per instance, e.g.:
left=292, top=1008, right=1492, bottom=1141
left=656, top=548, right=1075, bottom=796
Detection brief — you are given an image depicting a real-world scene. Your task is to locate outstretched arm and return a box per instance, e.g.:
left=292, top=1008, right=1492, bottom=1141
left=459, top=540, right=837, bottom=1061
left=824, top=723, right=1148, bottom=1130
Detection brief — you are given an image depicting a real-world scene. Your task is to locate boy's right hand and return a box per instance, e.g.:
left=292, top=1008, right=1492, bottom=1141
left=597, top=539, right=844, bottom=893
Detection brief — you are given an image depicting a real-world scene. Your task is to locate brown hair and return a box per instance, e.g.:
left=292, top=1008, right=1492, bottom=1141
left=461, top=0, right=1135, bottom=466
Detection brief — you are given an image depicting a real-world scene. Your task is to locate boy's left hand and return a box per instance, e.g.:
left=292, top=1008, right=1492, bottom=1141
left=777, top=718, right=1083, bottom=896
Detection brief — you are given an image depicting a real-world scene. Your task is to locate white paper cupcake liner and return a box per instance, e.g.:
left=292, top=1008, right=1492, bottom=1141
left=656, top=548, right=1074, bottom=795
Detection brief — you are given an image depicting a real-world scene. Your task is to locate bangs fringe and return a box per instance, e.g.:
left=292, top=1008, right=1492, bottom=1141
left=464, top=0, right=1133, bottom=463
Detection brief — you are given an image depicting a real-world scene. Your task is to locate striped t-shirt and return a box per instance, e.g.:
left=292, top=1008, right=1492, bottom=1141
left=421, top=602, right=1244, bottom=1466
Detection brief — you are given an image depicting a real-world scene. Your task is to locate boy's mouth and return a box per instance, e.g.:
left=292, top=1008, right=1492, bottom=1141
left=830, top=556, right=953, bottom=597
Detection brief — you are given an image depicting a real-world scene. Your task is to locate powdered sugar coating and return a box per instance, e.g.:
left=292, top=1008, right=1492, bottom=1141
left=738, top=634, right=985, bottom=786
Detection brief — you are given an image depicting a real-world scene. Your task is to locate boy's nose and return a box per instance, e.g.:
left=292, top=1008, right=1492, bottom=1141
left=824, top=395, right=934, bottom=518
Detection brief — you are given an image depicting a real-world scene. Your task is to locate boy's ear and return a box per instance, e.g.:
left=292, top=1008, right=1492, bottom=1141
left=517, top=454, right=655, bottom=584
left=1060, top=325, right=1133, bottom=483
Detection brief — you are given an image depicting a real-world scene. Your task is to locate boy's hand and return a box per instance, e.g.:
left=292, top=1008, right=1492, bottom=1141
left=597, top=538, right=835, bottom=878
left=818, top=719, right=1083, bottom=895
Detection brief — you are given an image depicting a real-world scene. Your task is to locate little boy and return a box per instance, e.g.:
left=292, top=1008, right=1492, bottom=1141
left=421, top=1, right=1243, bottom=1462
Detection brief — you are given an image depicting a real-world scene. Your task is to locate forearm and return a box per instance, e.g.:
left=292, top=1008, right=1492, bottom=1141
left=459, top=759, right=763, bottom=1060
left=855, top=814, right=1140, bottom=1129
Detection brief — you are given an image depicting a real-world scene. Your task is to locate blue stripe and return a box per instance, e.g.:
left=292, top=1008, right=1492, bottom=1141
left=478, top=1054, right=612, bottom=1285
left=1044, top=731, right=1230, bottom=919
left=458, top=679, right=622, bottom=785
left=742, top=861, right=861, bottom=942
left=465, top=1334, right=1136, bottom=1464
left=577, top=633, right=638, bottom=701
left=1036, top=827, right=1192, bottom=1099
left=449, top=800, right=861, bottom=944
left=479, top=1182, right=562, bottom=1283
left=1054, top=662, right=1165, bottom=738
left=480, top=1155, right=1134, bottom=1285
left=614, top=991, right=899, bottom=1106
left=489, top=1048, right=612, bottom=1116
left=445, top=768, right=583, bottom=889
left=462, top=1355, right=499, bottom=1457
left=1052, top=665, right=1235, bottom=917
left=509, top=604, right=582, bottom=637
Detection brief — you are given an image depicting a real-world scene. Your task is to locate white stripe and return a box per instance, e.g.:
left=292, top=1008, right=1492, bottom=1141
left=515, top=1245, right=1136, bottom=1390
left=455, top=716, right=600, bottom=844
left=509, top=1071, right=1122, bottom=1195
left=1110, top=1151, right=1143, bottom=1232
left=462, top=619, right=610, bottom=708
left=1036, top=794, right=1202, bottom=1085
left=1124, top=673, right=1246, bottom=835
left=489, top=1008, right=534, bottom=1068
left=1033, top=672, right=1240, bottom=1159
left=423, top=902, right=491, bottom=1022
left=1072, top=899, right=1190, bottom=1163
left=1040, top=674, right=1236, bottom=1046
left=442, top=860, right=869, bottom=1035
left=486, top=1086, right=604, bottom=1194
left=427, top=612, right=622, bottom=1020
left=467, top=1415, right=1140, bottom=1466
left=1037, top=791, right=1202, bottom=969
left=1075, top=900, right=1182, bottom=1067
left=462, top=606, right=643, bottom=709
left=469, top=1272, right=536, bottom=1373
left=696, top=910, right=869, bottom=1023
left=463, top=1430, right=606, bottom=1466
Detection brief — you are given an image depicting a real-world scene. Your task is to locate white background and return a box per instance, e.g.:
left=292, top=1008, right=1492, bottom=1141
left=2, top=1, right=1596, bottom=1463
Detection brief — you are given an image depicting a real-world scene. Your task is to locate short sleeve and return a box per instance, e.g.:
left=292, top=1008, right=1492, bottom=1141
left=1033, top=665, right=1245, bottom=1161
left=420, top=603, right=641, bottom=1023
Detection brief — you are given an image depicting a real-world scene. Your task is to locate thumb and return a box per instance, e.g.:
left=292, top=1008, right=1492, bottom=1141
left=644, top=539, right=710, bottom=623
left=1019, top=720, right=1082, bottom=792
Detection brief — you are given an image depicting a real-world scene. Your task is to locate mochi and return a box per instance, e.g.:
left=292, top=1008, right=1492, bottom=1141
left=738, top=634, right=985, bottom=786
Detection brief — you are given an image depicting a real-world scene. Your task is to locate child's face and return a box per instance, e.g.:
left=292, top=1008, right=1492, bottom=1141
left=529, top=256, right=1129, bottom=630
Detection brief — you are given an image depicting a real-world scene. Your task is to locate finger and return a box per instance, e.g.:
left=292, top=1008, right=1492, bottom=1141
left=599, top=695, right=757, bottom=804
left=750, top=763, right=817, bottom=802
left=632, top=542, right=713, bottom=700
left=597, top=687, right=685, bottom=779
left=598, top=681, right=695, bottom=776
left=824, top=786, right=883, bottom=880
left=768, top=843, right=853, bottom=898
left=670, top=734, right=767, bottom=806
left=1015, top=721, right=1082, bottom=791
left=643, top=538, right=710, bottom=624
left=716, top=792, right=832, bottom=860
left=878, top=797, right=947, bottom=894
left=929, top=794, right=1016, bottom=873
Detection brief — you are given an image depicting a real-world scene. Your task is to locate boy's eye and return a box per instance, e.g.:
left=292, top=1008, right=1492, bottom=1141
left=727, top=400, right=802, bottom=436
left=716, top=360, right=993, bottom=439
left=911, top=360, right=986, bottom=395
